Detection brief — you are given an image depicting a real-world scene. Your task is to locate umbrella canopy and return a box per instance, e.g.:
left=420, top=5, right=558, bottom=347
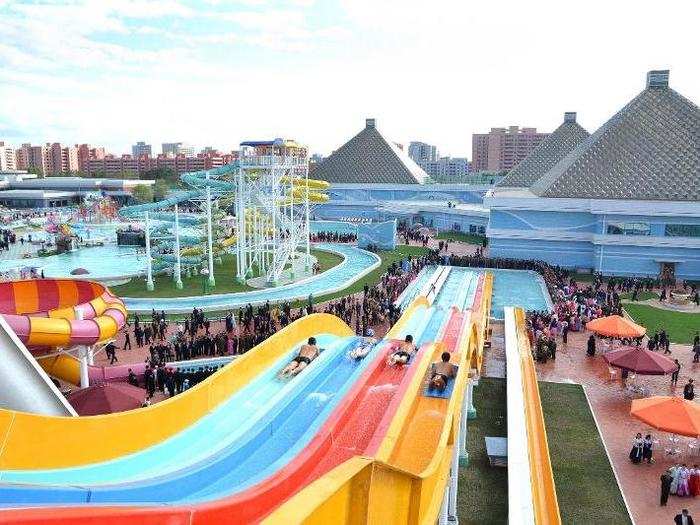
left=603, top=346, right=677, bottom=375
left=586, top=315, right=646, bottom=338
left=66, top=382, right=146, bottom=416
left=70, top=268, right=89, bottom=275
left=631, top=396, right=700, bottom=437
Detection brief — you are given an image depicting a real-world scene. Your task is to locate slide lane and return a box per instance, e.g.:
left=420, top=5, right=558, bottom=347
left=0, top=336, right=367, bottom=506
left=0, top=335, right=345, bottom=487
left=0, top=313, right=353, bottom=471
left=263, top=272, right=493, bottom=524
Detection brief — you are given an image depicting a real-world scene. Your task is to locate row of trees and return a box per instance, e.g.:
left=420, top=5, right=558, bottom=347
left=132, top=179, right=170, bottom=204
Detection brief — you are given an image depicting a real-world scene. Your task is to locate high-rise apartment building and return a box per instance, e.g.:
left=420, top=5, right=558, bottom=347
left=132, top=141, right=152, bottom=158
left=471, top=126, right=548, bottom=172
left=76, top=144, right=106, bottom=172
left=85, top=150, right=236, bottom=177
left=408, top=141, right=438, bottom=164
left=162, top=142, right=195, bottom=156
left=48, top=143, right=79, bottom=175
left=0, top=142, right=17, bottom=171
left=422, top=157, right=470, bottom=182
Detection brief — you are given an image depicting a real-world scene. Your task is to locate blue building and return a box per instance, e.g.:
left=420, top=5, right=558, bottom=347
left=312, top=119, right=491, bottom=234
left=486, top=70, right=700, bottom=280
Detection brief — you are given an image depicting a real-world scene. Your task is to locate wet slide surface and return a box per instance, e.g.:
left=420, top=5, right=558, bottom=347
left=0, top=335, right=344, bottom=487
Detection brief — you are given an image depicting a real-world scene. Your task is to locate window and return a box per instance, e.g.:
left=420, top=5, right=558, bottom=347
left=606, top=222, right=650, bottom=236
left=665, top=224, right=700, bottom=238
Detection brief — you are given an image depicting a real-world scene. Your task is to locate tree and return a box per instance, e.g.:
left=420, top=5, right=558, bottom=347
left=132, top=184, right=154, bottom=203
left=142, top=167, right=177, bottom=180
left=120, top=170, right=140, bottom=180
left=153, top=179, right=169, bottom=201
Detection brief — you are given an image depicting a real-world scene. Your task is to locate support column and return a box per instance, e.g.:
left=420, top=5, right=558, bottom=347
left=467, top=370, right=478, bottom=420
left=460, top=378, right=470, bottom=465
left=448, top=417, right=461, bottom=523
left=205, top=185, right=215, bottom=287
left=438, top=488, right=449, bottom=525
left=145, top=211, right=154, bottom=291
left=173, top=203, right=183, bottom=289
left=87, top=345, right=94, bottom=366
left=79, top=346, right=90, bottom=388
left=236, top=165, right=245, bottom=282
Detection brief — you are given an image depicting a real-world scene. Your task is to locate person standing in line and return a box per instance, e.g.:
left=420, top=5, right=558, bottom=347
left=661, top=469, right=673, bottom=506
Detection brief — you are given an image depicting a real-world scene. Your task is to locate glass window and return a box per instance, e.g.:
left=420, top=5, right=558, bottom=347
left=606, top=222, right=650, bottom=236
left=665, top=224, right=700, bottom=238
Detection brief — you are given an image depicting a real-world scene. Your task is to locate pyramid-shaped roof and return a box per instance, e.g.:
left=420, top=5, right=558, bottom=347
left=498, top=113, right=589, bottom=188
left=312, top=119, right=427, bottom=184
left=530, top=71, right=700, bottom=201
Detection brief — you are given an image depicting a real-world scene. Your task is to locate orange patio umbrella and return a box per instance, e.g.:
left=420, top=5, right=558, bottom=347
left=630, top=396, right=700, bottom=437
left=586, top=315, right=646, bottom=338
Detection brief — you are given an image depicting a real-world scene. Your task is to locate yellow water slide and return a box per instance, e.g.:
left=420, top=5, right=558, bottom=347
left=265, top=273, right=494, bottom=524
left=0, top=313, right=353, bottom=470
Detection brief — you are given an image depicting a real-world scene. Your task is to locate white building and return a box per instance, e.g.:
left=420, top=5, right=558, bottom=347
left=408, top=141, right=438, bottom=164
left=132, top=141, right=152, bottom=157
left=162, top=142, right=195, bottom=156
left=0, top=142, right=16, bottom=171
left=423, top=157, right=470, bottom=182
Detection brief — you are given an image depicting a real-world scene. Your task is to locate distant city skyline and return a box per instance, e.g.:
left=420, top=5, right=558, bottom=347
left=1, top=1, right=697, bottom=157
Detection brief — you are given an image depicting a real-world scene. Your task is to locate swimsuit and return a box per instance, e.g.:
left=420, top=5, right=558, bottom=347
left=432, top=373, right=449, bottom=384
left=293, top=355, right=312, bottom=365
left=394, top=350, right=411, bottom=360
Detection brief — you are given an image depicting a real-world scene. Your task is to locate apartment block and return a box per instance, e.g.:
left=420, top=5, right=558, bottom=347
left=471, top=126, right=548, bottom=172
left=0, top=142, right=16, bottom=171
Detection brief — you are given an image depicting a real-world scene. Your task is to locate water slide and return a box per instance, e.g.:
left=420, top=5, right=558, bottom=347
left=0, top=266, right=487, bottom=524
left=504, top=306, right=561, bottom=524
left=0, top=279, right=127, bottom=386
left=0, top=313, right=352, bottom=472
left=0, top=315, right=76, bottom=416
left=264, top=270, right=493, bottom=524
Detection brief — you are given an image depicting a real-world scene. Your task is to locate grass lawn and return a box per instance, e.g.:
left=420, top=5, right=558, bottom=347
left=540, top=382, right=631, bottom=525
left=458, top=377, right=508, bottom=525
left=436, top=231, right=487, bottom=245
left=620, top=291, right=658, bottom=302
left=111, top=249, right=343, bottom=298
left=623, top=303, right=699, bottom=344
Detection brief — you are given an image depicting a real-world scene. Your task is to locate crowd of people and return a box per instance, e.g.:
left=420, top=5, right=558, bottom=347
left=310, top=230, right=356, bottom=243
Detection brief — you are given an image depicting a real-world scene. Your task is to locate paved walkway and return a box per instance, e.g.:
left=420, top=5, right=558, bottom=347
left=536, top=330, right=698, bottom=524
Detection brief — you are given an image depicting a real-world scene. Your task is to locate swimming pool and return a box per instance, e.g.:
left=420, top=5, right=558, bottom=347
left=123, top=243, right=380, bottom=313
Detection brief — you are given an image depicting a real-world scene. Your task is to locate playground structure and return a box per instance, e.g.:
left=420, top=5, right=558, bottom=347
left=0, top=266, right=497, bottom=525
left=118, top=138, right=329, bottom=291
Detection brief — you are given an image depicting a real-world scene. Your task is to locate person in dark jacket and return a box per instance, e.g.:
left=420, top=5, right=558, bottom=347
left=587, top=335, right=596, bottom=356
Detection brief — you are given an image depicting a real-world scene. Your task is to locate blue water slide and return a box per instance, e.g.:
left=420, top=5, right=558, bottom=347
left=0, top=335, right=381, bottom=506
left=0, top=334, right=347, bottom=488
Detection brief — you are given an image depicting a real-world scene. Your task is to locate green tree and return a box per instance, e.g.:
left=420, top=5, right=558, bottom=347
left=153, top=179, right=169, bottom=201
left=142, top=167, right=177, bottom=180
left=132, top=184, right=154, bottom=203
left=120, top=170, right=140, bottom=180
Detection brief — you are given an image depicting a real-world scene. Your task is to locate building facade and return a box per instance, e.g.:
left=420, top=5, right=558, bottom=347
left=85, top=151, right=236, bottom=177
left=472, top=126, right=548, bottom=172
left=422, top=157, right=470, bottom=182
left=408, top=141, right=438, bottom=164
left=162, top=142, right=195, bottom=156
left=0, top=142, right=16, bottom=171
left=132, top=141, right=152, bottom=158
left=486, top=70, right=700, bottom=280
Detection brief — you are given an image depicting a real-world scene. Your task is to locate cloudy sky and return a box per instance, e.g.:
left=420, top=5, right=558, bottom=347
left=1, top=0, right=697, bottom=157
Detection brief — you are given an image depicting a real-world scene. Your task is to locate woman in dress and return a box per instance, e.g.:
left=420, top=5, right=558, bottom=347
left=677, top=464, right=690, bottom=497
left=670, top=464, right=680, bottom=495
left=690, top=464, right=700, bottom=497
left=642, top=434, right=654, bottom=464
left=629, top=433, right=644, bottom=464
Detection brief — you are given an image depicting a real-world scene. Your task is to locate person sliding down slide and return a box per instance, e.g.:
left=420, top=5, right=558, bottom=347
left=278, top=337, right=322, bottom=378
left=388, top=335, right=417, bottom=366
left=429, top=351, right=456, bottom=392
left=348, top=332, right=377, bottom=360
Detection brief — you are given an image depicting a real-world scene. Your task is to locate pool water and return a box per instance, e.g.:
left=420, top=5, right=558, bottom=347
left=489, top=269, right=551, bottom=319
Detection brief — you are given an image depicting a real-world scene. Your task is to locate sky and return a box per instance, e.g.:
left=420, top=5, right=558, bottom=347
left=0, top=0, right=698, bottom=158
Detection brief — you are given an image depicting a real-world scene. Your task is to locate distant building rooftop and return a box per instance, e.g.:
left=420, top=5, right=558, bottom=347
left=312, top=119, right=428, bottom=185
